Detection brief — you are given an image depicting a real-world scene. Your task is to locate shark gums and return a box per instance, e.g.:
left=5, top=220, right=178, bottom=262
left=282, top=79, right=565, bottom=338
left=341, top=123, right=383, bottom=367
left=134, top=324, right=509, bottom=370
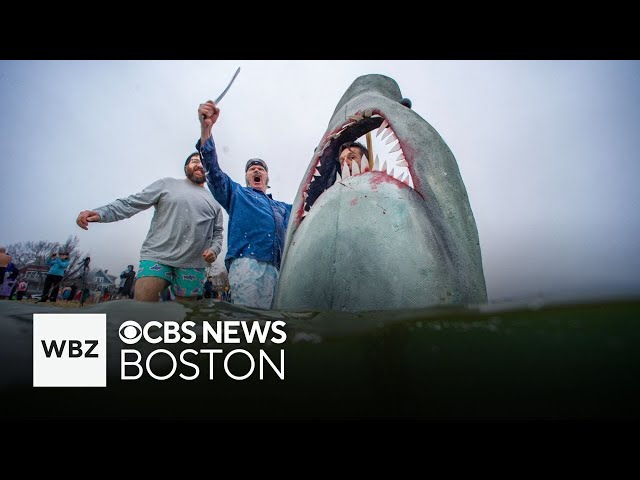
left=274, top=74, right=487, bottom=312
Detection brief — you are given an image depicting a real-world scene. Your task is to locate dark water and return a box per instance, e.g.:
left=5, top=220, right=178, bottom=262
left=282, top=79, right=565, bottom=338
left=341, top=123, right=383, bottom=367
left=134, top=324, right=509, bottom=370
left=1, top=298, right=638, bottom=419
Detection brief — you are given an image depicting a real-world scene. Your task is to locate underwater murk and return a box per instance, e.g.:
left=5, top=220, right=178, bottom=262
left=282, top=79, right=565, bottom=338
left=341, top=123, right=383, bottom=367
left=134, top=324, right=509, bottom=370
left=1, top=297, right=638, bottom=419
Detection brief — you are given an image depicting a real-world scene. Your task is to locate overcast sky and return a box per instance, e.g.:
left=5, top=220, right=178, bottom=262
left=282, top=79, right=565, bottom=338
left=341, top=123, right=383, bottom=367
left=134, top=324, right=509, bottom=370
left=1, top=60, right=638, bottom=303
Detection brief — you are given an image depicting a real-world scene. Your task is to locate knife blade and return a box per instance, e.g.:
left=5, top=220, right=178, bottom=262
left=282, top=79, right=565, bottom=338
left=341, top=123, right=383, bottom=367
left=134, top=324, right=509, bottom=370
left=214, top=67, right=241, bottom=105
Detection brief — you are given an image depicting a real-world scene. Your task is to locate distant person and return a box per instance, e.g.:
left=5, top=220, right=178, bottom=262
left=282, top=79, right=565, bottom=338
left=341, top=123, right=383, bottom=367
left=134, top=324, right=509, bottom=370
left=62, top=285, right=72, bottom=301
left=117, top=265, right=136, bottom=299
left=75, top=151, right=224, bottom=302
left=0, top=246, right=11, bottom=287
left=197, top=100, right=292, bottom=309
left=68, top=284, right=78, bottom=303
left=0, top=281, right=14, bottom=299
left=16, top=278, right=28, bottom=300
left=203, top=276, right=214, bottom=299
left=0, top=267, right=18, bottom=299
left=93, top=287, right=102, bottom=304
left=37, top=252, right=70, bottom=303
left=102, top=287, right=111, bottom=302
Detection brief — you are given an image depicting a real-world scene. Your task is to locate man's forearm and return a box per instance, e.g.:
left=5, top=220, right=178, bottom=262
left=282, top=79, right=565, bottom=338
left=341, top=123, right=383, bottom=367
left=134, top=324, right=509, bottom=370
left=201, top=124, right=212, bottom=146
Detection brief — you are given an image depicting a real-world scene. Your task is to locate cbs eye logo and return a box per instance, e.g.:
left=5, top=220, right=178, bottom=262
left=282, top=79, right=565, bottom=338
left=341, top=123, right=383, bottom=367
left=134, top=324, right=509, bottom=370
left=119, top=321, right=142, bottom=344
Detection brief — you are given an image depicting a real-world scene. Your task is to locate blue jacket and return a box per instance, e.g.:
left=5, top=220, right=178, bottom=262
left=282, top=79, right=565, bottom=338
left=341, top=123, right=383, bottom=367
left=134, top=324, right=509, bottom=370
left=197, top=137, right=292, bottom=270
left=47, top=256, right=70, bottom=276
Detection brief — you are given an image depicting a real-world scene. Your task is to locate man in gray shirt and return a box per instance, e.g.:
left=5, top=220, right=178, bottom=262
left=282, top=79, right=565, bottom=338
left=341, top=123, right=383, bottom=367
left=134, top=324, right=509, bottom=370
left=76, top=152, right=224, bottom=302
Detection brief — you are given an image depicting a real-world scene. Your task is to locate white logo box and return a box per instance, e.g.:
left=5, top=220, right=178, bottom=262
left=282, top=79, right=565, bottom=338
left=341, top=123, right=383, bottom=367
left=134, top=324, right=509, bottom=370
left=33, top=314, right=106, bottom=387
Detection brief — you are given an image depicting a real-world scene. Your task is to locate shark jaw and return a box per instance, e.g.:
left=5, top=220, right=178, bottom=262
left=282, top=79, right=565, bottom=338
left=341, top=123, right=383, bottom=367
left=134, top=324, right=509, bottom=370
left=275, top=74, right=487, bottom=312
left=298, top=108, right=418, bottom=223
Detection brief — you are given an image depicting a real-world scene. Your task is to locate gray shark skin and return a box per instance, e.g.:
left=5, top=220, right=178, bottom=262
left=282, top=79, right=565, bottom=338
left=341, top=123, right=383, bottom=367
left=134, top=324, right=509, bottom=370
left=274, top=74, right=487, bottom=312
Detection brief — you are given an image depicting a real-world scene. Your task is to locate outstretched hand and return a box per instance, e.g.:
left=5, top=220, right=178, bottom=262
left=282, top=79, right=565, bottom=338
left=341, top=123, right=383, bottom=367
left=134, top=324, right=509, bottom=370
left=76, top=210, right=101, bottom=230
left=198, top=100, right=220, bottom=129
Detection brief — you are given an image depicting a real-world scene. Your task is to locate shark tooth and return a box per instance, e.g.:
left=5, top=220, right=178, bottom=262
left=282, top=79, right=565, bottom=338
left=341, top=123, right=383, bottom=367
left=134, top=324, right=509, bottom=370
left=348, top=114, right=364, bottom=122
left=316, top=160, right=322, bottom=167
left=314, top=168, right=321, bottom=176
left=361, top=154, right=369, bottom=172
left=389, top=142, right=402, bottom=153
left=351, top=160, right=360, bottom=175
left=335, top=171, right=342, bottom=182
left=372, top=154, right=380, bottom=171
left=402, top=175, right=411, bottom=186
left=396, top=159, right=408, bottom=168
left=388, top=167, right=395, bottom=178
left=342, top=162, right=351, bottom=178
left=385, top=133, right=398, bottom=145
left=376, top=119, right=389, bottom=136
left=303, top=191, right=308, bottom=200
left=380, top=128, right=393, bottom=141
left=376, top=154, right=385, bottom=173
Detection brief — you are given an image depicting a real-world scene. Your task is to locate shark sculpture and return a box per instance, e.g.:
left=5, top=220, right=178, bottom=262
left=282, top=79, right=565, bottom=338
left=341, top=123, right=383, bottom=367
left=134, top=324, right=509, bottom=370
left=274, top=74, right=487, bottom=312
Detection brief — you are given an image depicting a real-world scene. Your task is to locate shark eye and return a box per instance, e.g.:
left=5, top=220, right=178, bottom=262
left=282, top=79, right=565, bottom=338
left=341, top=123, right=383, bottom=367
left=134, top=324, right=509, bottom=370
left=400, top=98, right=412, bottom=108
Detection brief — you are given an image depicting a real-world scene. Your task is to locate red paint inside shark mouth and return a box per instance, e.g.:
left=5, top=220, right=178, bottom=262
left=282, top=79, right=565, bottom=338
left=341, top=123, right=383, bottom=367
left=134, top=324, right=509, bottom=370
left=299, top=111, right=415, bottom=220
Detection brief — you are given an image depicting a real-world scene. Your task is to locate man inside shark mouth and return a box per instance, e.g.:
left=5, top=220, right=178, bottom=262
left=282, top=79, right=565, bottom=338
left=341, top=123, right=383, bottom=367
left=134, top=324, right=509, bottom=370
left=274, top=74, right=487, bottom=312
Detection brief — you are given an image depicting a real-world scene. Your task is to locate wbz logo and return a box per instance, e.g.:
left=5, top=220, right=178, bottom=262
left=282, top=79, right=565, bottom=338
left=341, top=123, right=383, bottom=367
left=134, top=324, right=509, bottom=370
left=41, top=339, right=99, bottom=358
left=33, top=314, right=106, bottom=387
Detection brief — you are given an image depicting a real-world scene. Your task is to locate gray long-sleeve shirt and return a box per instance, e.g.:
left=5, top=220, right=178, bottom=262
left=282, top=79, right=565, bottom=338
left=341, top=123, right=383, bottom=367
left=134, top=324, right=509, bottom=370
left=94, top=177, right=224, bottom=268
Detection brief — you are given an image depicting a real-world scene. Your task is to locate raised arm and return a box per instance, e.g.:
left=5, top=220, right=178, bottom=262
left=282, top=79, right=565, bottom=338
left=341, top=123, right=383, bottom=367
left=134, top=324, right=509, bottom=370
left=196, top=100, right=238, bottom=211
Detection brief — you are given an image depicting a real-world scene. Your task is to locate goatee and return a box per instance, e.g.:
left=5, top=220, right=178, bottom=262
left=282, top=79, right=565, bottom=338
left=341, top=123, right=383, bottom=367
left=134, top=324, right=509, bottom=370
left=188, top=172, right=206, bottom=184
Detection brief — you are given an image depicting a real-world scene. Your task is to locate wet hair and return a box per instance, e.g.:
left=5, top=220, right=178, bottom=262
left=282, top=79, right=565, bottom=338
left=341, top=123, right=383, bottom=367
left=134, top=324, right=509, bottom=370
left=339, top=141, right=369, bottom=159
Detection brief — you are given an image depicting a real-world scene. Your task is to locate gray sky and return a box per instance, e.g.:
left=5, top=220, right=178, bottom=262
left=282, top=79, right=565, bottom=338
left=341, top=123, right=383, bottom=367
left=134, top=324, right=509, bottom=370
left=1, top=60, right=638, bottom=303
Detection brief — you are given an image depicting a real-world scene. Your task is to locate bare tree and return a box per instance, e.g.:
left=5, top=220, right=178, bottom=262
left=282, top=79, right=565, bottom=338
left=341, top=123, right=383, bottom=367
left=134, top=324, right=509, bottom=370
left=7, top=235, right=85, bottom=274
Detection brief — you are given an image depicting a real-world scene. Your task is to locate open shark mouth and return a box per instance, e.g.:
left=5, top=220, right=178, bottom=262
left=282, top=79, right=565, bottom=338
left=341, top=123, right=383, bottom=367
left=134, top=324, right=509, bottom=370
left=301, top=108, right=416, bottom=218
left=275, top=74, right=487, bottom=312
